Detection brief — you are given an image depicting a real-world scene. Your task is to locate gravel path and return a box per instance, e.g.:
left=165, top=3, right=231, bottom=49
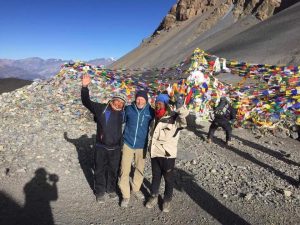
left=0, top=110, right=299, bottom=224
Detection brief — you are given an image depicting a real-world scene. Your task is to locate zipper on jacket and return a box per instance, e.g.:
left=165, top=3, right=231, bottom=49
left=133, top=104, right=147, bottom=147
left=141, top=115, right=144, bottom=124
left=133, top=111, right=140, bottom=147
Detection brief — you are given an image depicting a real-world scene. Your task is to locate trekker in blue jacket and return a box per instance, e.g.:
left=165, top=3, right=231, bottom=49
left=119, top=90, right=155, bottom=207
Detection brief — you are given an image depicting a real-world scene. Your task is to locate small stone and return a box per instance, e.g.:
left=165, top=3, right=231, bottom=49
left=244, top=193, right=253, bottom=201
left=237, top=166, right=246, bottom=170
left=191, top=159, right=197, bottom=165
left=290, top=131, right=298, bottom=140
left=16, top=168, right=26, bottom=173
left=79, top=126, right=86, bottom=131
left=0, top=145, right=4, bottom=151
left=222, top=194, right=228, bottom=198
left=210, top=169, right=217, bottom=173
left=264, top=191, right=272, bottom=197
left=283, top=190, right=292, bottom=197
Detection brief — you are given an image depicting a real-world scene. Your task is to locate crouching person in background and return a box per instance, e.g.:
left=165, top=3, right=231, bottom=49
left=207, top=96, right=236, bottom=145
left=146, top=93, right=189, bottom=212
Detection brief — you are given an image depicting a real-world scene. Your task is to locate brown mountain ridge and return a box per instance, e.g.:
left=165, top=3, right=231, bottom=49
left=110, top=0, right=300, bottom=69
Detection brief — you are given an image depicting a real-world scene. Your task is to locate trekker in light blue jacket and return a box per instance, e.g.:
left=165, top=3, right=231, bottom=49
left=119, top=90, right=155, bottom=207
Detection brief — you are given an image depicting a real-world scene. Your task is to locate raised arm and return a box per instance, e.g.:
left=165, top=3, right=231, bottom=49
left=81, top=74, right=97, bottom=114
left=173, top=94, right=189, bottom=128
left=175, top=106, right=189, bottom=128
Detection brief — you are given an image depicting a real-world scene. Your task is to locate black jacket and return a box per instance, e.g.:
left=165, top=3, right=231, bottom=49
left=214, top=103, right=236, bottom=122
left=81, top=87, right=124, bottom=148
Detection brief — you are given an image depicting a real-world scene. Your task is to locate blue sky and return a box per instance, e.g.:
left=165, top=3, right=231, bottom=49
left=0, top=0, right=176, bottom=60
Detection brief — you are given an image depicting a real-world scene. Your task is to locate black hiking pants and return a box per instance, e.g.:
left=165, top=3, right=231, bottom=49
left=208, top=120, right=232, bottom=142
left=94, top=144, right=121, bottom=196
left=150, top=157, right=175, bottom=202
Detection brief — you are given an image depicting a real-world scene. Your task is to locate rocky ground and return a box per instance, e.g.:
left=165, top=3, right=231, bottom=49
left=0, top=79, right=299, bottom=225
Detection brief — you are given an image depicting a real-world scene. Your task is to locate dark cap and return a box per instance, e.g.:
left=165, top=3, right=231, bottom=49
left=135, top=90, right=148, bottom=102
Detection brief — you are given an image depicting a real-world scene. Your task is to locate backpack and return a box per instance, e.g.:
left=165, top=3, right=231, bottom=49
left=214, top=103, right=229, bottom=118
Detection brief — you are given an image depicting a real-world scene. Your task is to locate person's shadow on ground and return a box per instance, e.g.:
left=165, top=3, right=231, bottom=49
left=21, top=168, right=59, bottom=225
left=185, top=119, right=299, bottom=186
left=142, top=168, right=250, bottom=225
left=232, top=134, right=300, bottom=167
left=0, top=168, right=59, bottom=225
left=174, top=168, right=250, bottom=225
left=64, top=132, right=95, bottom=192
left=0, top=191, right=22, bottom=225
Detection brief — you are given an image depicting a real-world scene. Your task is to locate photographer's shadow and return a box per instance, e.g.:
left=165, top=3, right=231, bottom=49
left=21, top=168, right=59, bottom=225
left=64, top=132, right=95, bottom=192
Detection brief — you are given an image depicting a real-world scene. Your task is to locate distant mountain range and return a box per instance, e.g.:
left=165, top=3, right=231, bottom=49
left=0, top=57, right=115, bottom=80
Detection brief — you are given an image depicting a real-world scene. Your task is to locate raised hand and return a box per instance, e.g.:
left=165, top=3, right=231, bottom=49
left=82, top=74, right=91, bottom=87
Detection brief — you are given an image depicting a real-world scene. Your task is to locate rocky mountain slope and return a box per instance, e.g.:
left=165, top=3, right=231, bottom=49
left=209, top=2, right=300, bottom=64
left=111, top=0, right=300, bottom=68
left=154, top=0, right=282, bottom=33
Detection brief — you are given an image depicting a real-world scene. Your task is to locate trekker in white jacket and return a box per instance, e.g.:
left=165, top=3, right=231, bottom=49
left=145, top=93, right=189, bottom=213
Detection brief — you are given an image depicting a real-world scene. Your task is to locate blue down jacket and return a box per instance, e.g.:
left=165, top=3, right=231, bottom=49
left=123, top=103, right=154, bottom=149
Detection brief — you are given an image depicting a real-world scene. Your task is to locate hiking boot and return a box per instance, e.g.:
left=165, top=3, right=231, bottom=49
left=132, top=191, right=144, bottom=200
left=120, top=198, right=130, bottom=208
left=162, top=200, right=171, bottom=213
left=108, top=192, right=118, bottom=200
left=146, top=195, right=157, bottom=209
left=96, top=194, right=106, bottom=203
